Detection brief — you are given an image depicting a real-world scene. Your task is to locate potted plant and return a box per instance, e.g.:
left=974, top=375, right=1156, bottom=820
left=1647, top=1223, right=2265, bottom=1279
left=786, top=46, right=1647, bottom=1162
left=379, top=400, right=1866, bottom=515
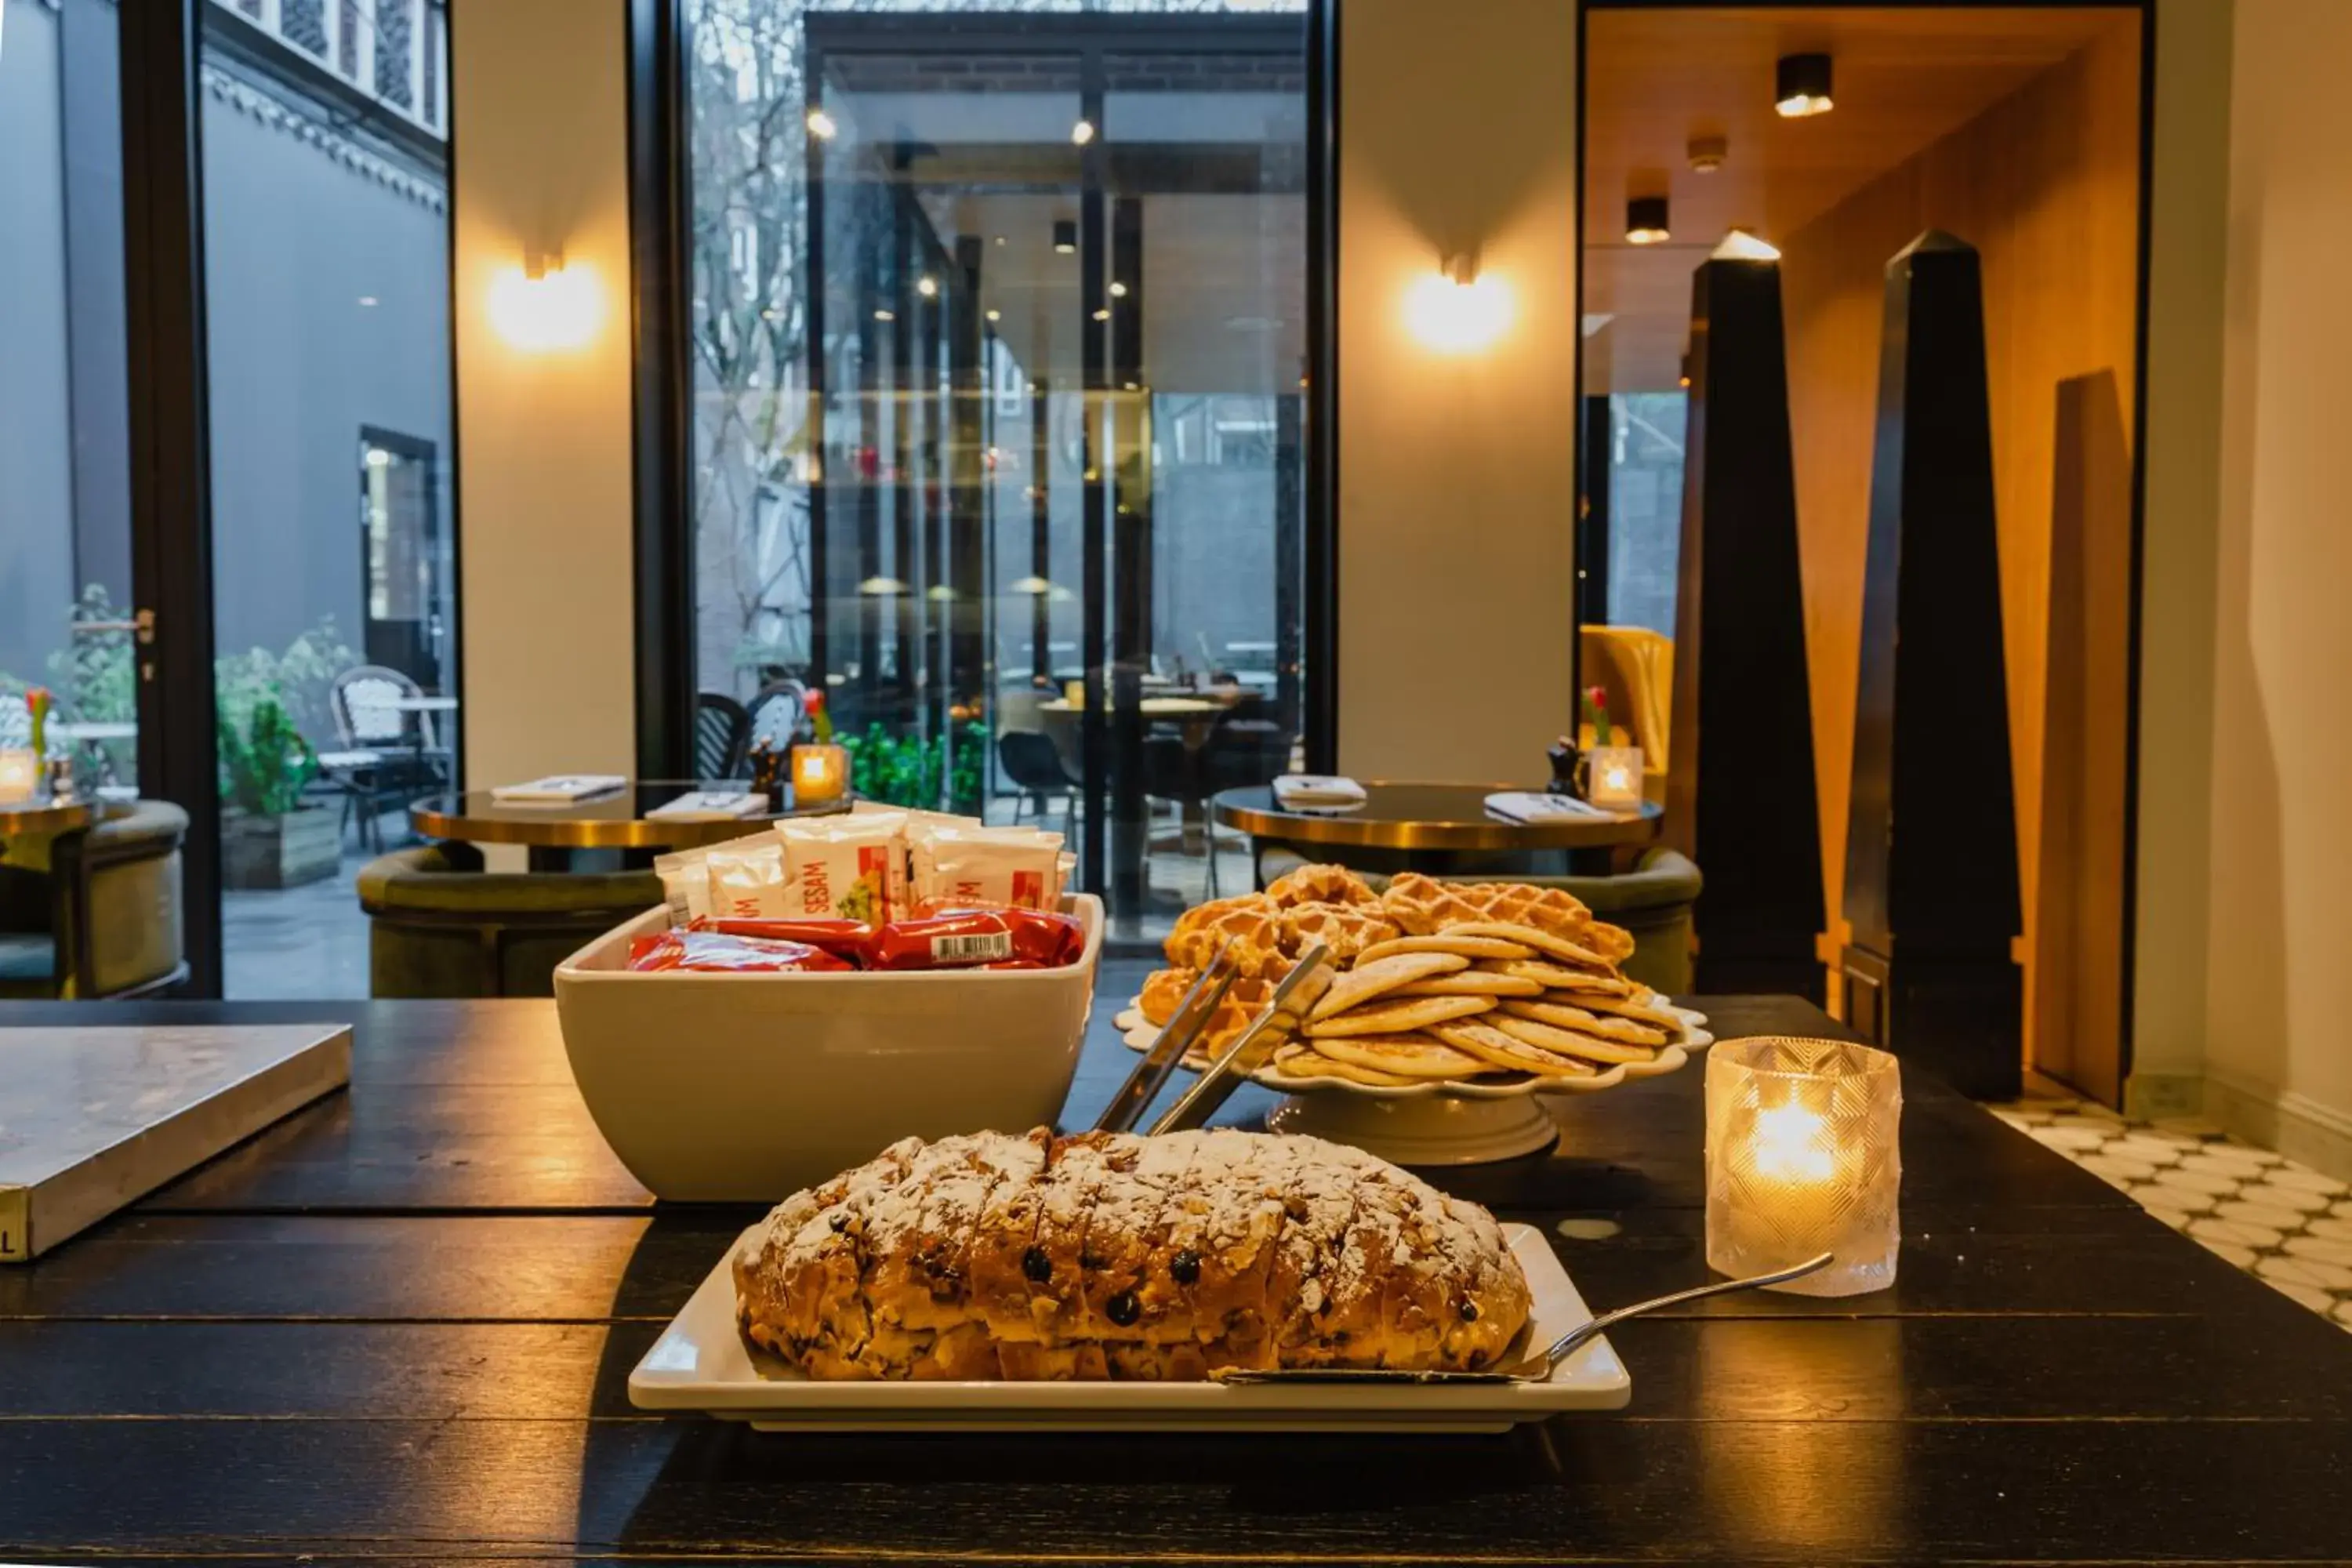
left=219, top=693, right=339, bottom=888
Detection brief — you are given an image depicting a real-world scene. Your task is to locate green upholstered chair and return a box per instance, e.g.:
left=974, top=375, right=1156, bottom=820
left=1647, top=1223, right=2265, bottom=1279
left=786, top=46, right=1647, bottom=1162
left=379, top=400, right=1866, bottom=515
left=1257, top=845, right=1703, bottom=996
left=0, top=799, right=191, bottom=1000
left=358, top=843, right=662, bottom=998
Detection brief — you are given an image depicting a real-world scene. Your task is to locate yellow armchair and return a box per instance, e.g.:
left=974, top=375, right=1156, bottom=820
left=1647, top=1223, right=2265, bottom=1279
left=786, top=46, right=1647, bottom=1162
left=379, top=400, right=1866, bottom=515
left=1578, top=625, right=1673, bottom=803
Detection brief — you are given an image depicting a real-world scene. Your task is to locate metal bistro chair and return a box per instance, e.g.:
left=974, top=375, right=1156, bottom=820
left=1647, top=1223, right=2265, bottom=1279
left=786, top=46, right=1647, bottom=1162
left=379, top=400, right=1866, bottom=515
left=695, top=692, right=753, bottom=781
left=998, top=730, right=1080, bottom=836
left=742, top=681, right=808, bottom=768
left=327, top=665, right=450, bottom=851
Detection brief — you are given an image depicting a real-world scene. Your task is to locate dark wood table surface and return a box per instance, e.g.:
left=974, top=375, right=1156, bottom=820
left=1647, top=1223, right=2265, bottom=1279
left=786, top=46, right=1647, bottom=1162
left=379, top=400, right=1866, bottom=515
left=3, top=968, right=2349, bottom=1565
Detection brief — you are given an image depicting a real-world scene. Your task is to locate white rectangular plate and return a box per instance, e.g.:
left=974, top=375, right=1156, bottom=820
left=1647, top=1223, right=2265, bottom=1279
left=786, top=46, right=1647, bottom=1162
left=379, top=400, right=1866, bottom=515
left=628, top=1222, right=1628, bottom=1432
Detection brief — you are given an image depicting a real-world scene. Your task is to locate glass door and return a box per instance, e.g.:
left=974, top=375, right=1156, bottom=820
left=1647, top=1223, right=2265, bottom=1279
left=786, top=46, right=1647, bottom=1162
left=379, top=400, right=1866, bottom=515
left=688, top=1, right=1308, bottom=940
left=198, top=0, right=456, bottom=997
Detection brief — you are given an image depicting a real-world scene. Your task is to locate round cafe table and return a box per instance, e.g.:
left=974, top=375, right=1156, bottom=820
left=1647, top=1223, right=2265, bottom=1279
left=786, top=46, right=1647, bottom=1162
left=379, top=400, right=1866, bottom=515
left=0, top=794, right=105, bottom=840
left=1210, top=779, right=1663, bottom=877
left=410, top=779, right=853, bottom=869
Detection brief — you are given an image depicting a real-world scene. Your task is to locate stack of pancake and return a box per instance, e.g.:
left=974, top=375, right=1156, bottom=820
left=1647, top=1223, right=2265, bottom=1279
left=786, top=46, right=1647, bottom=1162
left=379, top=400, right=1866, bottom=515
left=1138, top=864, right=1689, bottom=1089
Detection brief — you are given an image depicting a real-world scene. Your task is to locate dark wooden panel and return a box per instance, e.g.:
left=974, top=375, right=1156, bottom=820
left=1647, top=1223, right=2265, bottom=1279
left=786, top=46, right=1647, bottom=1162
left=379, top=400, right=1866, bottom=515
left=5, top=1208, right=2222, bottom=1327
left=2, top=1417, right=2349, bottom=1563
left=4, top=1308, right=2343, bottom=1424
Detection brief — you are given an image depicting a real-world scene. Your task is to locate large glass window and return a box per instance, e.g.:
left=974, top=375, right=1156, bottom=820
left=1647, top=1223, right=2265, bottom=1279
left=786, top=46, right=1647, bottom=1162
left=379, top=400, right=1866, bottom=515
left=199, top=0, right=456, bottom=997
left=0, top=0, right=136, bottom=792
left=685, top=0, right=1308, bottom=937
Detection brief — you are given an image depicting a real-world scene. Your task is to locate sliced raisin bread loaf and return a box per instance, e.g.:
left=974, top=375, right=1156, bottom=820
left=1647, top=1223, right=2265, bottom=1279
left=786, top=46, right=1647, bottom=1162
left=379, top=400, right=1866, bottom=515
left=733, top=1128, right=1530, bottom=1380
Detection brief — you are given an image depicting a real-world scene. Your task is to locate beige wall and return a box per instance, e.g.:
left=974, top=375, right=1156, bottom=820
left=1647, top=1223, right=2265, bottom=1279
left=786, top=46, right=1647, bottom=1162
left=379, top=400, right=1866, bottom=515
left=2189, top=0, right=2352, bottom=1169
left=1335, top=0, right=1579, bottom=783
left=2130, top=0, right=2234, bottom=1102
left=451, top=0, right=637, bottom=804
left=1778, top=18, right=2143, bottom=1100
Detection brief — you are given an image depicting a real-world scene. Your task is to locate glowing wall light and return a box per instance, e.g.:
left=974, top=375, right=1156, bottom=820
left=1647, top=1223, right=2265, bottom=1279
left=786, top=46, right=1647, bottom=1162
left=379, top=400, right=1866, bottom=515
left=1403, top=253, right=1512, bottom=354
left=488, top=250, right=603, bottom=353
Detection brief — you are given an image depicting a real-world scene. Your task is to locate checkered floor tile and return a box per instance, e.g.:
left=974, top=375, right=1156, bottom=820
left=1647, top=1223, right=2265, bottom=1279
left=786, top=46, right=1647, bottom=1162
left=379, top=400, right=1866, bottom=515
left=1988, top=1089, right=2352, bottom=1330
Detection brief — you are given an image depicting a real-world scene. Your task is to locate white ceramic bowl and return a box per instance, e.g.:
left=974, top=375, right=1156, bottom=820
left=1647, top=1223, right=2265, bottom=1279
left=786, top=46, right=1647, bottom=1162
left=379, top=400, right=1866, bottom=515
left=553, top=897, right=1102, bottom=1200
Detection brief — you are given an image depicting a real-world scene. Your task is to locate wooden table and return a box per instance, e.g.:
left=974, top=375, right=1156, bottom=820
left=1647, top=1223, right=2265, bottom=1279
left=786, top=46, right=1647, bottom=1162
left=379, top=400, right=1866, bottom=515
left=0, top=976, right=2347, bottom=1563
left=1216, top=780, right=1664, bottom=874
left=412, top=779, right=852, bottom=869
left=0, top=794, right=103, bottom=839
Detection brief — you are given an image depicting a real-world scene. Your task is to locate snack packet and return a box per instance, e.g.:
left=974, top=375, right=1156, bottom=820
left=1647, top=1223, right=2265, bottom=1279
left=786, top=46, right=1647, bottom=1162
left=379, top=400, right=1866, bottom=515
left=627, top=929, right=853, bottom=973
left=653, top=848, right=714, bottom=925
left=863, top=906, right=1086, bottom=971
left=909, top=823, right=1065, bottom=912
left=703, top=838, right=792, bottom=919
left=776, top=810, right=907, bottom=923
left=693, top=915, right=872, bottom=963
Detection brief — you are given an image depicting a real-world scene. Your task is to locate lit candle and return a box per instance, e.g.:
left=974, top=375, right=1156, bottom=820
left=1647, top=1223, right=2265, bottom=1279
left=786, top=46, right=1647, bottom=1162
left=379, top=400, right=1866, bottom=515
left=0, top=749, right=38, bottom=804
left=1705, top=1036, right=1901, bottom=1296
left=789, top=742, right=849, bottom=806
left=1584, top=743, right=1645, bottom=811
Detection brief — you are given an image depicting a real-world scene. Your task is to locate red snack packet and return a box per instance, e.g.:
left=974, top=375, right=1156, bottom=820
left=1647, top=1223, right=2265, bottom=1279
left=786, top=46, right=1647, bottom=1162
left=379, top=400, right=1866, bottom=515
left=862, top=906, right=1085, bottom=971
left=690, top=915, right=872, bottom=962
left=626, top=930, right=855, bottom=973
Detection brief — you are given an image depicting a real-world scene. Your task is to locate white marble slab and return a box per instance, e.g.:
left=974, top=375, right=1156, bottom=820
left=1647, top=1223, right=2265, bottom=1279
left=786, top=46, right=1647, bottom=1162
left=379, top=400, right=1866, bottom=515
left=0, top=1025, right=351, bottom=1260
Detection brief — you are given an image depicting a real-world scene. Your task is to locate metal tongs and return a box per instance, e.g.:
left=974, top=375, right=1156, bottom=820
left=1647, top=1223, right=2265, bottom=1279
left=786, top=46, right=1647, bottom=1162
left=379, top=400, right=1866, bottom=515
left=1094, top=942, right=1332, bottom=1136
left=1214, top=1252, right=1835, bottom=1385
left=1094, top=940, right=1242, bottom=1134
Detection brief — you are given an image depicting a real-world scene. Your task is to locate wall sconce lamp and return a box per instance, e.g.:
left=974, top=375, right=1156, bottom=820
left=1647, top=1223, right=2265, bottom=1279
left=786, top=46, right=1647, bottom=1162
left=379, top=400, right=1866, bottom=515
left=1052, top=220, right=1077, bottom=255
left=1625, top=196, right=1671, bottom=246
left=1403, top=249, right=1512, bottom=354
left=806, top=107, right=838, bottom=140
left=1776, top=53, right=1834, bottom=118
left=488, top=244, right=602, bottom=352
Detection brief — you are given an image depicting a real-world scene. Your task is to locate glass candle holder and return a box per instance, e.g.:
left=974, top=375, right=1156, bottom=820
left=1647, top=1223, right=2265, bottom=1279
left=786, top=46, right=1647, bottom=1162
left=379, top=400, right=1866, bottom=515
left=1584, top=744, right=1645, bottom=811
left=0, top=749, right=38, bottom=804
left=1705, top=1036, right=1901, bottom=1297
left=789, top=742, right=849, bottom=806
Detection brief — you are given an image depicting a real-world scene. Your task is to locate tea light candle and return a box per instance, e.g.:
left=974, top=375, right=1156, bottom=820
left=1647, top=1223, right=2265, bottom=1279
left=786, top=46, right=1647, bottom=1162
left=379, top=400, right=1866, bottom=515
left=789, top=742, right=849, bottom=806
left=1704, top=1036, right=1901, bottom=1296
left=0, top=749, right=38, bottom=804
left=1584, top=743, right=1644, bottom=811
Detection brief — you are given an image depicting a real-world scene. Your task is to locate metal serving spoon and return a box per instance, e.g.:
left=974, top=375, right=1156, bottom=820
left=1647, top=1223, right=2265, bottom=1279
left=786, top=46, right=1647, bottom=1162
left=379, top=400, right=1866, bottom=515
left=1214, top=1251, right=1835, bottom=1385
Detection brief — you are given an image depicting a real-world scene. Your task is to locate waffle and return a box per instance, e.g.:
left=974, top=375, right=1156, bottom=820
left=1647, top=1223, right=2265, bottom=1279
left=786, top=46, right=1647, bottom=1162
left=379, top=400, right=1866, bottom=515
left=1378, top=873, right=1490, bottom=935
left=1167, top=893, right=1276, bottom=947
left=1163, top=903, right=1290, bottom=978
left=1263, top=862, right=1382, bottom=909
left=1276, top=900, right=1401, bottom=963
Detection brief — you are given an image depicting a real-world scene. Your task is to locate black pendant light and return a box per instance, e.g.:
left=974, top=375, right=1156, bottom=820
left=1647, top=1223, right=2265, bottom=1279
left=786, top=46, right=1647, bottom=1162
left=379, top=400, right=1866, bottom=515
left=1775, top=53, right=1834, bottom=118
left=1625, top=196, right=1671, bottom=246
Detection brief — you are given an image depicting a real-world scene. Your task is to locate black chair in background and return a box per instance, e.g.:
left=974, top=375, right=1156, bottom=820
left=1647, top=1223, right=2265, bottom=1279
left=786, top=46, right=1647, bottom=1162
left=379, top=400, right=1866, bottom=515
left=1197, top=717, right=1292, bottom=895
left=695, top=693, right=753, bottom=780
left=999, top=730, right=1080, bottom=836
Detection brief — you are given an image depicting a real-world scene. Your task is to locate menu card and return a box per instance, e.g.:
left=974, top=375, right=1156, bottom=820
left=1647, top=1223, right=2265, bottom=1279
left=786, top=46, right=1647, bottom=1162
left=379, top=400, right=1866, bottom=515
left=492, top=775, right=628, bottom=804
left=0, top=1025, right=350, bottom=1261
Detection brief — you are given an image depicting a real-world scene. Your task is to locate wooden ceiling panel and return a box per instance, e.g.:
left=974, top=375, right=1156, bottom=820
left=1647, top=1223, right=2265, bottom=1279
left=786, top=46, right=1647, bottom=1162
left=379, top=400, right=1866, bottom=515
left=1584, top=5, right=2136, bottom=391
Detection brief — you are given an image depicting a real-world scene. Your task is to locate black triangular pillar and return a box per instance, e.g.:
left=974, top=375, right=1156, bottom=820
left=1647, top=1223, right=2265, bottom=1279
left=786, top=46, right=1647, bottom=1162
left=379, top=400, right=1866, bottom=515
left=1839, top=231, right=2023, bottom=1098
left=1665, top=245, right=1825, bottom=1000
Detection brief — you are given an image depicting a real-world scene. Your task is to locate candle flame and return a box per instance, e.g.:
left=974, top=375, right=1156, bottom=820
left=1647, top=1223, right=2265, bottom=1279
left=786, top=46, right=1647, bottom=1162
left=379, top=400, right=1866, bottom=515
left=1751, top=1099, right=1835, bottom=1182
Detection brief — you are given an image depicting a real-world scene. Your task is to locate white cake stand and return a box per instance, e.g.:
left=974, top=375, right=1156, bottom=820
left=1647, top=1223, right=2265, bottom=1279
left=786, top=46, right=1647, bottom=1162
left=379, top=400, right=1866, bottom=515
left=1114, top=1002, right=1711, bottom=1165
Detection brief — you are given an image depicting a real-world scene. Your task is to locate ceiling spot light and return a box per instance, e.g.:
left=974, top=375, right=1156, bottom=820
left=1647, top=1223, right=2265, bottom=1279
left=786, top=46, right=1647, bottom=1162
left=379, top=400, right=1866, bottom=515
left=806, top=107, right=838, bottom=140
left=1052, top=220, right=1077, bottom=255
left=985, top=307, right=1001, bottom=322
left=1009, top=575, right=1054, bottom=596
left=1776, top=53, right=1833, bottom=117
left=1108, top=281, right=1128, bottom=298
left=1688, top=135, right=1727, bottom=173
left=858, top=575, right=909, bottom=597
left=1625, top=196, right=1671, bottom=246
left=993, top=234, right=1007, bottom=246
left=1092, top=308, right=1112, bottom=321
left=357, top=295, right=379, bottom=307
left=916, top=275, right=938, bottom=298
left=873, top=308, right=895, bottom=321
left=1071, top=118, right=1095, bottom=146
